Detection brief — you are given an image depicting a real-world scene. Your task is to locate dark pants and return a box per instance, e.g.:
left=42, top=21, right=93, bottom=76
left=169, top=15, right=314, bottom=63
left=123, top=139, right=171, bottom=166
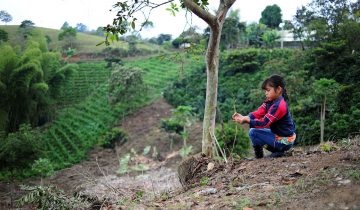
left=249, top=128, right=293, bottom=152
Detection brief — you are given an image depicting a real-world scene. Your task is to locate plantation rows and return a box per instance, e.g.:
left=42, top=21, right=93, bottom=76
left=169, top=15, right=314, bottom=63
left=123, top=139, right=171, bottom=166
left=44, top=84, right=118, bottom=167
left=57, top=62, right=111, bottom=106
left=42, top=55, right=202, bottom=169
left=124, top=56, right=202, bottom=97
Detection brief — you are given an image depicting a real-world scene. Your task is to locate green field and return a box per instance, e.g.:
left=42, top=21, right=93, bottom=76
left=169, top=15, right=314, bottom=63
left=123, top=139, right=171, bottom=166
left=0, top=54, right=203, bottom=178
left=44, top=55, right=202, bottom=168
left=0, top=25, right=163, bottom=54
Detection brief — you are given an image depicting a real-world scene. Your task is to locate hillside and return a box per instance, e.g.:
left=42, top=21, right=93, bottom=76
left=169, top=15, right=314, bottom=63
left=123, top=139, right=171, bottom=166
left=0, top=25, right=164, bottom=54
left=1, top=98, right=358, bottom=209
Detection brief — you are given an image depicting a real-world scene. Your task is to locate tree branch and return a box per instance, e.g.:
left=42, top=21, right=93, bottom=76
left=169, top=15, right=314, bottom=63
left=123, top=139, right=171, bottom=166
left=183, top=0, right=215, bottom=25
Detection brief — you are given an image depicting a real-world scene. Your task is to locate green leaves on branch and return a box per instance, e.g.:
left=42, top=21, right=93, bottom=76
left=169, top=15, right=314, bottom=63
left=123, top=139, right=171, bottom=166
left=166, top=2, right=179, bottom=16
left=102, top=0, right=210, bottom=45
left=108, top=65, right=147, bottom=104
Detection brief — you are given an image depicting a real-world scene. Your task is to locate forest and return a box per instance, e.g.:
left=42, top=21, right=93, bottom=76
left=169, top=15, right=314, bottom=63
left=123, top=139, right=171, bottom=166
left=0, top=0, right=359, bottom=209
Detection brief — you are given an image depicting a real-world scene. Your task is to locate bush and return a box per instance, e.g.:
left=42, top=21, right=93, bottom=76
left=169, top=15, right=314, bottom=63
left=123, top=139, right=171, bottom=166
left=0, top=124, right=44, bottom=170
left=160, top=118, right=183, bottom=134
left=215, top=122, right=250, bottom=157
left=31, top=158, right=54, bottom=178
left=100, top=127, right=127, bottom=149
left=108, top=65, right=147, bottom=104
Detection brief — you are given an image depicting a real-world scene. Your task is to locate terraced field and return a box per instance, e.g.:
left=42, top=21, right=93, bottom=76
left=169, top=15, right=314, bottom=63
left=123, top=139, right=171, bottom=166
left=42, top=55, right=203, bottom=169
left=57, top=62, right=110, bottom=106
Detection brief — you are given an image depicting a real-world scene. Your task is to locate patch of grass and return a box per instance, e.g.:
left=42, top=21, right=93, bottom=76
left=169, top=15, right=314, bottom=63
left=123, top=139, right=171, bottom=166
left=346, top=169, right=360, bottom=181
left=159, top=191, right=171, bottom=201
left=0, top=25, right=162, bottom=54
left=236, top=198, right=252, bottom=209
left=199, top=176, right=210, bottom=186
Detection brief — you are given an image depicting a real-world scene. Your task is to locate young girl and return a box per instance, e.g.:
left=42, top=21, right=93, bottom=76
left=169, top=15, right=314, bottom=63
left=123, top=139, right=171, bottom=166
left=232, top=74, right=296, bottom=158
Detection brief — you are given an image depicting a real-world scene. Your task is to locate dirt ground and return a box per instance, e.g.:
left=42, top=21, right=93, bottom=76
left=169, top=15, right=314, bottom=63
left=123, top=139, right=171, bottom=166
left=0, top=98, right=359, bottom=210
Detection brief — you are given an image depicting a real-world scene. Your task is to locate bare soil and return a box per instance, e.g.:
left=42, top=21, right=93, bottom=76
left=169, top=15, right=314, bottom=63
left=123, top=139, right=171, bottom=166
left=1, top=98, right=359, bottom=210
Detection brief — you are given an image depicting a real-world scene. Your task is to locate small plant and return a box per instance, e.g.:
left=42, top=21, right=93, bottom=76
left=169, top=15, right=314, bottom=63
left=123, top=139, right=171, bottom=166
left=237, top=198, right=252, bottom=209
left=143, top=146, right=151, bottom=156
left=117, top=153, right=131, bottom=174
left=100, top=127, right=127, bottom=149
left=31, top=158, right=54, bottom=185
left=133, top=190, right=144, bottom=202
left=31, top=158, right=54, bottom=177
left=346, top=169, right=360, bottom=181
left=17, top=185, right=89, bottom=210
left=161, top=105, right=196, bottom=151
left=199, top=176, right=210, bottom=186
left=338, top=138, right=353, bottom=149
left=215, top=122, right=250, bottom=157
left=320, top=142, right=337, bottom=152
left=179, top=145, right=193, bottom=159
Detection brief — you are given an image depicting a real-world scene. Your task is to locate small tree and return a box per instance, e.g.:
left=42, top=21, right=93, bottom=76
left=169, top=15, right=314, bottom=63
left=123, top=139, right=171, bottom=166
left=60, top=21, right=70, bottom=29
left=20, top=20, right=35, bottom=28
left=19, top=20, right=35, bottom=39
left=108, top=65, right=146, bottom=104
left=161, top=106, right=196, bottom=158
left=313, top=78, right=340, bottom=143
left=58, top=27, right=77, bottom=49
left=157, top=33, right=172, bottom=45
left=0, top=29, right=8, bottom=42
left=76, top=23, right=88, bottom=32
left=0, top=10, right=12, bottom=24
left=260, top=4, right=283, bottom=29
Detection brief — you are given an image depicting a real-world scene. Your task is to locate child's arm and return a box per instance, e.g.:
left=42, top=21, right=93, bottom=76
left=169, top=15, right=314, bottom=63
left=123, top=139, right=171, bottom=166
left=249, top=102, right=267, bottom=119
left=250, top=100, right=287, bottom=128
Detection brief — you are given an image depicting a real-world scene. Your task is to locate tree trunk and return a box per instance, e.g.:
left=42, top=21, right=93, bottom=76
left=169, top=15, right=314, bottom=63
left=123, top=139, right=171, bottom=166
left=184, top=0, right=236, bottom=157
left=320, top=96, right=326, bottom=143
left=202, top=26, right=222, bottom=157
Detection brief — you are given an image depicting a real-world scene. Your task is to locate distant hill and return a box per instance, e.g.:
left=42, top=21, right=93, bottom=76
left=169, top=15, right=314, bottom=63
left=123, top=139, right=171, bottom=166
left=0, top=25, right=163, bottom=54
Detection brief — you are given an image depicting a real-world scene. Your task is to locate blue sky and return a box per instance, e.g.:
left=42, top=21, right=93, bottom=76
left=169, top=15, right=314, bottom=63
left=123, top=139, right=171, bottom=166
left=1, top=0, right=311, bottom=38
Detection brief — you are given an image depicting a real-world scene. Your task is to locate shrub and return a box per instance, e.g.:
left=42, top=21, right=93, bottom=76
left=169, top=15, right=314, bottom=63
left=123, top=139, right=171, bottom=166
left=31, top=158, right=54, bottom=178
left=100, top=127, right=127, bottom=149
left=160, top=118, right=183, bottom=134
left=215, top=122, right=250, bottom=157
left=108, top=65, right=147, bottom=104
left=0, top=124, right=44, bottom=170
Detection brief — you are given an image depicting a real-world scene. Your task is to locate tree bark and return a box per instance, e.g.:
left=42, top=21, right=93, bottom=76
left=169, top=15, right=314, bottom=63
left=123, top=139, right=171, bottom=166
left=184, top=0, right=236, bottom=157
left=320, top=96, right=326, bottom=143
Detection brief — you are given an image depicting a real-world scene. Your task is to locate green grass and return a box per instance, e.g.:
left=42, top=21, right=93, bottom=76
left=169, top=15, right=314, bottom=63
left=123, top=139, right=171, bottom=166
left=0, top=25, right=163, bottom=54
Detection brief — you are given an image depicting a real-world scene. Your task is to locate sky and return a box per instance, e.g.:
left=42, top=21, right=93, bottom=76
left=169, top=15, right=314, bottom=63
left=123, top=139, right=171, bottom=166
left=0, top=0, right=311, bottom=39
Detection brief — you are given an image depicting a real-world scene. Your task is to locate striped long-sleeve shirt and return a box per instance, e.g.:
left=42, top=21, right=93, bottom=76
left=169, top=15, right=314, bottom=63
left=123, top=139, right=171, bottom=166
left=248, top=96, right=295, bottom=137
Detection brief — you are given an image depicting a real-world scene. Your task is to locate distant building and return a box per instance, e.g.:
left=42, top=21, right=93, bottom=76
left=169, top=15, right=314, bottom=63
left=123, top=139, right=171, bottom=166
left=275, top=30, right=303, bottom=49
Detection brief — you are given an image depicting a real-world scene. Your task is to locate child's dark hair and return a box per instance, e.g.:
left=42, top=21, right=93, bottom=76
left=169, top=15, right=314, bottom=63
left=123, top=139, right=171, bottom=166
left=261, top=74, right=289, bottom=101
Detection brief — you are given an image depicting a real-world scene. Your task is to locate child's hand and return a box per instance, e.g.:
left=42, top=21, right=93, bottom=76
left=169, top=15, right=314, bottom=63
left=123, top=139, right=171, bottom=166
left=232, top=112, right=244, bottom=123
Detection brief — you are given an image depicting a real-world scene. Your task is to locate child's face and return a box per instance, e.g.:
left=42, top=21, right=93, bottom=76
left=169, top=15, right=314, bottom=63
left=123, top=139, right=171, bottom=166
left=264, top=85, right=282, bottom=101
